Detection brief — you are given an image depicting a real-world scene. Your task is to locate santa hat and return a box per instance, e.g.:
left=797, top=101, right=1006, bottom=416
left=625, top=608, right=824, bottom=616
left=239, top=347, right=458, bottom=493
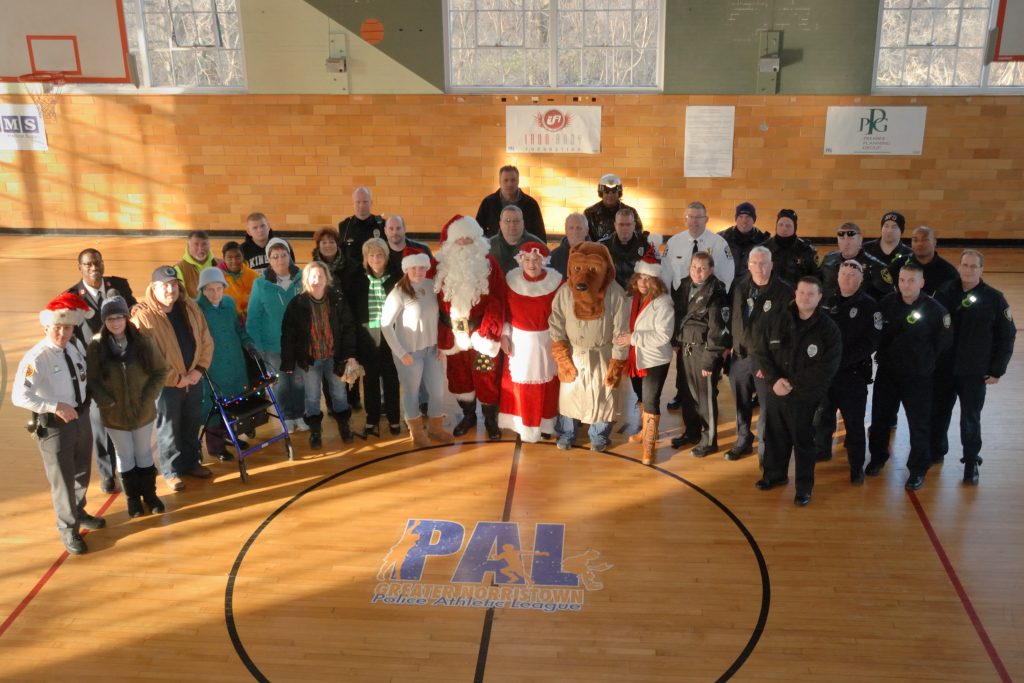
left=40, top=292, right=93, bottom=327
left=514, top=241, right=550, bottom=265
left=440, top=214, right=483, bottom=244
left=633, top=246, right=662, bottom=278
left=401, top=246, right=430, bottom=273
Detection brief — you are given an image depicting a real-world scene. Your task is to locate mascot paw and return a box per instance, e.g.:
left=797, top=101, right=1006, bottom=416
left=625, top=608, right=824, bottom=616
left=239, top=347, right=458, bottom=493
left=551, top=340, right=578, bottom=383
left=605, top=358, right=626, bottom=388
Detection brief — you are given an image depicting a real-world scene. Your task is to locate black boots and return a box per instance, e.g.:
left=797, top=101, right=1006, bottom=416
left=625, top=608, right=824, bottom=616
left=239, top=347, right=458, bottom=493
left=453, top=400, right=478, bottom=437
left=964, top=460, right=980, bottom=485
left=481, top=403, right=501, bottom=441
left=306, top=413, right=324, bottom=449
left=121, top=468, right=144, bottom=518
left=333, top=409, right=354, bottom=444
left=125, top=466, right=164, bottom=515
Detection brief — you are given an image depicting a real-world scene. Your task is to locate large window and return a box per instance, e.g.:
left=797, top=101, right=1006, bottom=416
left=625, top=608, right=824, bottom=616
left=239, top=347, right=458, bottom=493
left=446, top=0, right=663, bottom=91
left=874, top=0, right=1024, bottom=91
left=122, top=0, right=245, bottom=89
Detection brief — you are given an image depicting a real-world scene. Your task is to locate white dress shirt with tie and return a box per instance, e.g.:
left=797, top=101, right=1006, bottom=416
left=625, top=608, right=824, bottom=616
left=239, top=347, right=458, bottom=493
left=661, top=228, right=735, bottom=293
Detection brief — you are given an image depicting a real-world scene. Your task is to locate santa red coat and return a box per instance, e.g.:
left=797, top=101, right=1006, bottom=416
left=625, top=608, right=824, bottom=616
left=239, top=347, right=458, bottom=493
left=437, top=253, right=506, bottom=404
left=498, top=267, right=562, bottom=442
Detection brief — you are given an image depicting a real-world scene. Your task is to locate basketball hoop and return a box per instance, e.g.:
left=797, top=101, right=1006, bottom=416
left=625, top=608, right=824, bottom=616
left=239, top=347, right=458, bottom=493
left=17, top=71, right=68, bottom=123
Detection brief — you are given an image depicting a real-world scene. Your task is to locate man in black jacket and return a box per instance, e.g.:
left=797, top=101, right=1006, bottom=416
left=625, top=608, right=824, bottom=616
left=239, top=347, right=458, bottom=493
left=932, top=250, right=1016, bottom=484
left=339, top=187, right=387, bottom=263
left=475, top=165, right=546, bottom=241
left=812, top=260, right=881, bottom=483
left=906, top=225, right=958, bottom=295
left=598, top=209, right=654, bottom=290
left=718, top=202, right=768, bottom=279
left=754, top=277, right=842, bottom=506
left=817, top=222, right=894, bottom=300
left=67, top=248, right=136, bottom=494
left=725, top=246, right=794, bottom=461
left=866, top=263, right=953, bottom=490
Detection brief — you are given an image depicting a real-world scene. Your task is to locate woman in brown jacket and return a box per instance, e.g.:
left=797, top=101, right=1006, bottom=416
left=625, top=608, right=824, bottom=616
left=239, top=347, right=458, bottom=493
left=87, top=297, right=168, bottom=517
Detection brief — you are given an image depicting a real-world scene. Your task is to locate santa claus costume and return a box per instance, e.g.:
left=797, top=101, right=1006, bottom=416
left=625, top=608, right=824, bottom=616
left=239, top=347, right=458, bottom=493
left=497, top=242, right=562, bottom=442
left=435, top=215, right=508, bottom=439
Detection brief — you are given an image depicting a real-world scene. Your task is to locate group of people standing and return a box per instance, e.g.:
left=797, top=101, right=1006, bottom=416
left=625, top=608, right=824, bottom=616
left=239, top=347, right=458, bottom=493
left=12, top=180, right=1017, bottom=555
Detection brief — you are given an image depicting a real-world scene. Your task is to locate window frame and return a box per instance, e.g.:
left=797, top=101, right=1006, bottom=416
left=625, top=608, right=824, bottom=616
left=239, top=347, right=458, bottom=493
left=443, top=0, right=666, bottom=94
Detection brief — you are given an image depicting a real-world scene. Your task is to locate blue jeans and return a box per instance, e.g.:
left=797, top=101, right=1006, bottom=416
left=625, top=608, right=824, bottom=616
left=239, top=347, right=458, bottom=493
left=393, top=346, right=445, bottom=418
left=555, top=415, right=613, bottom=450
left=264, top=351, right=305, bottom=421
left=155, top=385, right=203, bottom=478
left=302, top=358, right=349, bottom=416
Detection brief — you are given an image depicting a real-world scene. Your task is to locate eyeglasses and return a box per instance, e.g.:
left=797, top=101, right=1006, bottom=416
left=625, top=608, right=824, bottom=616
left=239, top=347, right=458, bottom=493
left=837, top=230, right=859, bottom=238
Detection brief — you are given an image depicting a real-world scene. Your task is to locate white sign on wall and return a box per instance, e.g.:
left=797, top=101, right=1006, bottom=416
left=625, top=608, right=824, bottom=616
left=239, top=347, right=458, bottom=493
left=0, top=104, right=48, bottom=151
left=506, top=106, right=601, bottom=154
left=824, top=106, right=926, bottom=155
left=684, top=106, right=735, bottom=177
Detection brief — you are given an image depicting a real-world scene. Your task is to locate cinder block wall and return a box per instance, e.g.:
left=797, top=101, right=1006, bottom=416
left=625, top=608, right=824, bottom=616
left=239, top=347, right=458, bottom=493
left=2, top=93, right=1022, bottom=239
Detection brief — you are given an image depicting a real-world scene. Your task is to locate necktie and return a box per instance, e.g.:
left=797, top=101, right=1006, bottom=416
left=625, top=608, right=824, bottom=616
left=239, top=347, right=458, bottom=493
left=64, top=349, right=83, bottom=406
left=691, top=238, right=699, bottom=255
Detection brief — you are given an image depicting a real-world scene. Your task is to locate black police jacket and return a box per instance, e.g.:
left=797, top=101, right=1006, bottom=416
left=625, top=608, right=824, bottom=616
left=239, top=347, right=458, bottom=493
left=672, top=275, right=731, bottom=372
left=818, top=248, right=894, bottom=300
left=875, top=291, right=953, bottom=376
left=753, top=303, right=842, bottom=401
left=338, top=214, right=386, bottom=263
left=764, top=236, right=818, bottom=287
left=718, top=225, right=769, bottom=277
left=934, top=279, right=1016, bottom=378
left=863, top=239, right=912, bottom=272
left=728, top=274, right=794, bottom=358
left=906, top=254, right=959, bottom=296
left=821, top=287, right=881, bottom=378
left=584, top=201, right=643, bottom=242
left=597, top=232, right=653, bottom=289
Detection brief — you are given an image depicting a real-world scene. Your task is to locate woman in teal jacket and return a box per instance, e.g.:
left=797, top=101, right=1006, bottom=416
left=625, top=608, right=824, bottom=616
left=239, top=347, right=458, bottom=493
left=245, top=237, right=307, bottom=431
left=197, top=268, right=258, bottom=459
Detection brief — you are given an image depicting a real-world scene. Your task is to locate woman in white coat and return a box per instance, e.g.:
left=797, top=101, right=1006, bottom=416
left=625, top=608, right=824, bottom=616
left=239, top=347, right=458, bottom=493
left=615, top=253, right=674, bottom=465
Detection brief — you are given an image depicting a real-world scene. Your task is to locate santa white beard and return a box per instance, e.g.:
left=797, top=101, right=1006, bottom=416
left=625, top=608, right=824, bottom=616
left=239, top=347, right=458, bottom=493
left=436, top=237, right=492, bottom=322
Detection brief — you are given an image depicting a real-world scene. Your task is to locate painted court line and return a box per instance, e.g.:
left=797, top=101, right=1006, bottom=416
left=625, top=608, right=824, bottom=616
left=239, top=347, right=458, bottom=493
left=908, top=490, right=1012, bottom=682
left=0, top=492, right=119, bottom=639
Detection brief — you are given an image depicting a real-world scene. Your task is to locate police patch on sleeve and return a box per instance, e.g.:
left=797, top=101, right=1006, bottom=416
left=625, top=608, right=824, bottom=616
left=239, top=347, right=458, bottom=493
left=849, top=307, right=858, bottom=318
left=763, top=300, right=772, bottom=313
left=873, top=311, right=883, bottom=330
left=25, top=363, right=34, bottom=379
left=724, top=245, right=733, bottom=260
left=942, top=313, right=951, bottom=328
left=721, top=306, right=730, bottom=323
left=881, top=269, right=893, bottom=284
left=1006, top=307, right=1014, bottom=322
left=807, top=344, right=818, bottom=358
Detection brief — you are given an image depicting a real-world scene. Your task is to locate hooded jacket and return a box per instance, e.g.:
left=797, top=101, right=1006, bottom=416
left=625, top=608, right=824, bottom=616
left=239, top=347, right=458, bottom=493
left=131, top=283, right=214, bottom=388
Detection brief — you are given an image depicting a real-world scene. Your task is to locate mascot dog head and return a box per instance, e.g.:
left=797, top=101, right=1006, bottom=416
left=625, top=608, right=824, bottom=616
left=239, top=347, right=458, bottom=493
left=566, top=241, right=616, bottom=320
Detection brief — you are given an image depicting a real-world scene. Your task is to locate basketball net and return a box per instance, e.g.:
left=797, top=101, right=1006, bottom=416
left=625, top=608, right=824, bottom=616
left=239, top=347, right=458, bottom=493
left=17, top=72, right=68, bottom=123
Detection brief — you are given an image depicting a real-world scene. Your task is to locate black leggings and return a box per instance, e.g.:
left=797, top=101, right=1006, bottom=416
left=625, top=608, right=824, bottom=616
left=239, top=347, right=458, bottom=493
left=630, top=363, right=670, bottom=415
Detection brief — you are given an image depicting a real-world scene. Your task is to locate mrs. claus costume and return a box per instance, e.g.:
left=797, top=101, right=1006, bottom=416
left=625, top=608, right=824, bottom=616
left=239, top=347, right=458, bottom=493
left=497, top=242, right=562, bottom=442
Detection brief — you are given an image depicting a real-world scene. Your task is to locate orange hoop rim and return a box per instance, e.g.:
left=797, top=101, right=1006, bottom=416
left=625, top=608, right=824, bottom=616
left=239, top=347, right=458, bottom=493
left=17, top=71, right=69, bottom=85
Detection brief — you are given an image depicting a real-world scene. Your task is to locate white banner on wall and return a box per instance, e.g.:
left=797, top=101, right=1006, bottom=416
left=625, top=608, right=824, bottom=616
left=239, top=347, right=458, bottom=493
left=506, top=106, right=601, bottom=154
left=824, top=106, right=926, bottom=155
left=0, top=104, right=48, bottom=151
left=684, top=106, right=735, bottom=177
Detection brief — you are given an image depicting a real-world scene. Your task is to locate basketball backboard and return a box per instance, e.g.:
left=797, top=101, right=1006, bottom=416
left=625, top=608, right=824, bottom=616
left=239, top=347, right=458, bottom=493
left=0, top=0, right=131, bottom=83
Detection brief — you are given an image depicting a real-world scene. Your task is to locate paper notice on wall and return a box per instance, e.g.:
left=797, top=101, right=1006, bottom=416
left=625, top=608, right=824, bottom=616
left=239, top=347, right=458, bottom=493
left=0, top=104, right=48, bottom=151
left=824, top=106, right=926, bottom=155
left=506, top=106, right=601, bottom=154
left=684, top=106, right=734, bottom=177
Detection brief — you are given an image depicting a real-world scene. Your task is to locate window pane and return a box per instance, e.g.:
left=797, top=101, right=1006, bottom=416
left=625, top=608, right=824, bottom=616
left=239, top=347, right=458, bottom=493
left=499, top=11, right=524, bottom=46
left=525, top=10, right=549, bottom=47
left=958, top=9, right=988, bottom=47
left=170, top=0, right=191, bottom=11
left=880, top=9, right=909, bottom=47
left=478, top=11, right=500, bottom=45
left=215, top=0, right=237, bottom=10
left=585, top=11, right=610, bottom=45
left=581, top=47, right=607, bottom=85
left=633, top=10, right=658, bottom=47
left=560, top=10, right=583, bottom=47
left=474, top=47, right=503, bottom=84
left=927, top=47, right=956, bottom=84
left=220, top=11, right=241, bottom=49
left=450, top=49, right=475, bottom=85
left=988, top=61, right=1024, bottom=86
left=451, top=11, right=476, bottom=48
left=525, top=48, right=549, bottom=84
left=607, top=10, right=631, bottom=45
left=195, top=12, right=219, bottom=46
left=903, top=47, right=932, bottom=84
left=500, top=0, right=523, bottom=9
left=193, top=0, right=213, bottom=10
left=963, top=0, right=989, bottom=7
left=884, top=0, right=911, bottom=7
left=172, top=12, right=198, bottom=46
left=197, top=48, right=220, bottom=85
left=148, top=49, right=173, bottom=85
left=908, top=10, right=934, bottom=45
left=955, top=48, right=983, bottom=85
left=172, top=50, right=199, bottom=86
left=557, top=48, right=582, bottom=85
left=635, top=47, right=657, bottom=84
left=145, top=12, right=172, bottom=48
left=931, top=9, right=959, bottom=45
left=877, top=48, right=906, bottom=85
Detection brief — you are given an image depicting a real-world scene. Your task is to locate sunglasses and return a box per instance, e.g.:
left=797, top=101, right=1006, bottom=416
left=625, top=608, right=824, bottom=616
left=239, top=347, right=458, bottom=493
left=837, top=230, right=859, bottom=238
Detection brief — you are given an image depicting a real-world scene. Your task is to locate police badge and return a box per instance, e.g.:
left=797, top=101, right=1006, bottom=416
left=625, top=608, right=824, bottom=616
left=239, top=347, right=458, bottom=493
left=873, top=311, right=883, bottom=330
left=849, top=307, right=858, bottom=318
left=807, top=344, right=818, bottom=357
left=763, top=300, right=772, bottom=313
left=942, top=313, right=951, bottom=328
left=721, top=306, right=730, bottom=323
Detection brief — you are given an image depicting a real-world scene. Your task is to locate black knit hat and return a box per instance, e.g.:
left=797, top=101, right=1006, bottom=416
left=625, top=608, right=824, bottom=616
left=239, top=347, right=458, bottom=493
left=735, top=202, right=757, bottom=221
left=881, top=211, right=906, bottom=233
left=100, top=295, right=129, bottom=321
left=776, top=208, right=798, bottom=231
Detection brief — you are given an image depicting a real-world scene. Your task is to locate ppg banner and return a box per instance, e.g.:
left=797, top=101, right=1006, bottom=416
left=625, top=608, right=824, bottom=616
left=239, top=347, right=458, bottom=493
left=506, top=105, right=601, bottom=154
left=0, top=104, right=48, bottom=151
left=824, top=106, right=926, bottom=155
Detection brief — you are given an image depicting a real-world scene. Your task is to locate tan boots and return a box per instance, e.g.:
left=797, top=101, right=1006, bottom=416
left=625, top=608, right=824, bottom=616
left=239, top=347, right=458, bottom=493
left=408, top=416, right=454, bottom=448
left=407, top=417, right=431, bottom=447
left=425, top=416, right=454, bottom=444
left=632, top=411, right=661, bottom=465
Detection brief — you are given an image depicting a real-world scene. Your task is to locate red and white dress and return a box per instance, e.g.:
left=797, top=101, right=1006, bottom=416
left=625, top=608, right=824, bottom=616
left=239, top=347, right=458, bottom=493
left=498, top=266, right=562, bottom=442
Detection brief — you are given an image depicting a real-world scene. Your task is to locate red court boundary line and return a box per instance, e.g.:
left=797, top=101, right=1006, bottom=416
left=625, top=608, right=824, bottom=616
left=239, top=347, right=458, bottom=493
left=0, top=492, right=119, bottom=639
left=908, top=491, right=1013, bottom=682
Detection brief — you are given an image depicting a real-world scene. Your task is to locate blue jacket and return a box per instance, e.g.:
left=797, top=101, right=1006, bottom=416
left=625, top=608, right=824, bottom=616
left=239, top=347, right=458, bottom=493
left=198, top=293, right=254, bottom=416
left=245, top=267, right=302, bottom=353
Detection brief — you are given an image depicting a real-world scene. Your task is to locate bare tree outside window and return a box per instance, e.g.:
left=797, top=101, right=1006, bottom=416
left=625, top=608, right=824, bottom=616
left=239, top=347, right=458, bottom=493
left=448, top=0, right=662, bottom=91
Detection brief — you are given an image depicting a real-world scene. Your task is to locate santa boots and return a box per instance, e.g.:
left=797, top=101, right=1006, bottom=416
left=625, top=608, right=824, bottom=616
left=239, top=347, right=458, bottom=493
left=121, top=468, right=145, bottom=518
left=426, top=416, right=454, bottom=444
left=642, top=413, right=660, bottom=466
left=407, top=416, right=432, bottom=448
left=482, top=403, right=502, bottom=440
left=453, top=400, right=478, bottom=436
left=306, top=413, right=324, bottom=449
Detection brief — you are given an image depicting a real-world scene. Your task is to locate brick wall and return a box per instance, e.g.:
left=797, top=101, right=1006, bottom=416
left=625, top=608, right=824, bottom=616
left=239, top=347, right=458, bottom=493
left=2, top=93, right=1022, bottom=239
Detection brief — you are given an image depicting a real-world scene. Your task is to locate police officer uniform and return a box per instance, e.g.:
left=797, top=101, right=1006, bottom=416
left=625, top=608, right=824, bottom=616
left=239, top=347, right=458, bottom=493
left=863, top=239, right=912, bottom=273
left=813, top=284, right=881, bottom=481
left=339, top=213, right=386, bottom=263
left=719, top=225, right=769, bottom=279
left=672, top=275, right=731, bottom=454
left=867, top=291, right=953, bottom=488
left=598, top=231, right=655, bottom=290
left=818, top=248, right=894, bottom=300
left=906, top=254, right=959, bottom=296
left=754, top=302, right=842, bottom=503
left=764, top=235, right=818, bottom=288
left=584, top=201, right=643, bottom=243
left=12, top=293, right=106, bottom=555
left=726, top=273, right=794, bottom=459
left=932, top=278, right=1016, bottom=483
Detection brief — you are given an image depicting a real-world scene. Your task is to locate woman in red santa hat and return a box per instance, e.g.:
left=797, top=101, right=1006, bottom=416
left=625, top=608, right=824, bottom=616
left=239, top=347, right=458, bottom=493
left=434, top=215, right=507, bottom=440
left=615, top=249, right=674, bottom=465
left=497, top=242, right=562, bottom=442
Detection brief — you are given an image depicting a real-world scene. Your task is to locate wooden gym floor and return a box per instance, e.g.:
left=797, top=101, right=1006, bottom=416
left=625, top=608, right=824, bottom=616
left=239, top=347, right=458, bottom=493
left=0, top=236, right=1021, bottom=682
